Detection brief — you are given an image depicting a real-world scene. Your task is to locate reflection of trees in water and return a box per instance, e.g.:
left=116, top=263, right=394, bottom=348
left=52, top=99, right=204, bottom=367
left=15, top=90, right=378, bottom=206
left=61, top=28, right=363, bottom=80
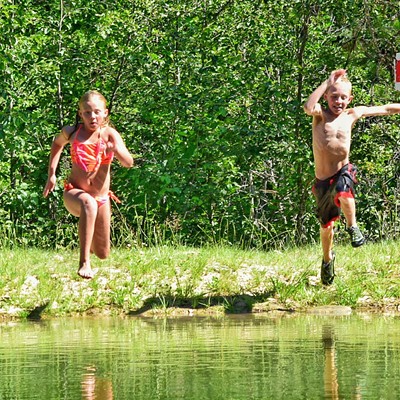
left=82, top=365, right=113, bottom=400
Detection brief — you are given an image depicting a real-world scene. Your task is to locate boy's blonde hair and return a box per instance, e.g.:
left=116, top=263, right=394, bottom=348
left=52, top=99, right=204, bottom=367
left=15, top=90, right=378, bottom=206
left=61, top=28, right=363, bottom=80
left=327, top=75, right=352, bottom=95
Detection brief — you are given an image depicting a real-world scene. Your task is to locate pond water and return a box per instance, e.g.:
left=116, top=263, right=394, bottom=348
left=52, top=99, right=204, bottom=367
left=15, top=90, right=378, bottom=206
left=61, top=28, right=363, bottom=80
left=1, top=312, right=400, bottom=399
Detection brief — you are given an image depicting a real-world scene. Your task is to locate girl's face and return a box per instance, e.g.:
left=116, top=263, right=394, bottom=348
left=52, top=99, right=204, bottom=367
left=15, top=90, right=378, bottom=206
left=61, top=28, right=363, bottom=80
left=324, top=82, right=353, bottom=115
left=79, top=95, right=108, bottom=131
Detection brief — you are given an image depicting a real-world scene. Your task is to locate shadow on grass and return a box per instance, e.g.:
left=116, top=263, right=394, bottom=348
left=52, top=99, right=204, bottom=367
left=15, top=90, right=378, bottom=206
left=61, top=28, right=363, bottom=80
left=128, top=290, right=294, bottom=316
left=27, top=302, right=50, bottom=320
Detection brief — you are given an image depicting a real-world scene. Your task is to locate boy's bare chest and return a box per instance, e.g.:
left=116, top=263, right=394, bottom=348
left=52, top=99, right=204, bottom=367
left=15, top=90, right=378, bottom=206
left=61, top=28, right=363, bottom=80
left=322, top=124, right=349, bottom=142
left=317, top=113, right=352, bottom=141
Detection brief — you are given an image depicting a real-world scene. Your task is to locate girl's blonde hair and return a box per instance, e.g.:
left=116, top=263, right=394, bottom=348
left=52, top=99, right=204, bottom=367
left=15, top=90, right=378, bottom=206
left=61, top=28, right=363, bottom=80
left=79, top=90, right=107, bottom=109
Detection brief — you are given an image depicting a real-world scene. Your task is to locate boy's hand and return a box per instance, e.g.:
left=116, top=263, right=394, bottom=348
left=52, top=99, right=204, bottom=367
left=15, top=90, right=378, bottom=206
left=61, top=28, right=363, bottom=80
left=328, top=69, right=347, bottom=86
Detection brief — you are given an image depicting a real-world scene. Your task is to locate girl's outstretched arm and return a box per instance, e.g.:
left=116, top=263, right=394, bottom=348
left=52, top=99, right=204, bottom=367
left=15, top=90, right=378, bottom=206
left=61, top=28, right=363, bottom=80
left=43, top=129, right=69, bottom=197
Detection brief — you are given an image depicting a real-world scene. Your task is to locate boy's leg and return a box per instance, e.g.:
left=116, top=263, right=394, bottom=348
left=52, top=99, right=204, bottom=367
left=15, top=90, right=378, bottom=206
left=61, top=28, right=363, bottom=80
left=320, top=223, right=334, bottom=263
left=320, top=223, right=335, bottom=285
left=63, top=189, right=98, bottom=278
left=338, top=196, right=356, bottom=228
left=338, top=196, right=365, bottom=247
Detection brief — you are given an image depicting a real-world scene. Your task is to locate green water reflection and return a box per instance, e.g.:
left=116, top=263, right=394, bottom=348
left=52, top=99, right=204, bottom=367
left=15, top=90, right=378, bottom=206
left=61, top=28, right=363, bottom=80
left=1, top=313, right=400, bottom=399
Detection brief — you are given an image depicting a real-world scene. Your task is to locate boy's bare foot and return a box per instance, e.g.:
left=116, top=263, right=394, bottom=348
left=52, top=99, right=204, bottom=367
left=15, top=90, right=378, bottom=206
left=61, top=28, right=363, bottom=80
left=78, top=263, right=95, bottom=279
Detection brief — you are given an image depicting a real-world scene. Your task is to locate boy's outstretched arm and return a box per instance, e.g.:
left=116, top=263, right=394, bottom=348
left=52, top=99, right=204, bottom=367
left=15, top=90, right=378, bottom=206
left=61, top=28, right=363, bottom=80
left=354, top=103, right=400, bottom=118
left=303, top=69, right=347, bottom=116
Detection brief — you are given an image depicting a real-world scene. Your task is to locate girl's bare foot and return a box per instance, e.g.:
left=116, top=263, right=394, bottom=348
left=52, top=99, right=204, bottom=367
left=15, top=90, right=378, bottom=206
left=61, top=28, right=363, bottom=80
left=78, top=263, right=95, bottom=279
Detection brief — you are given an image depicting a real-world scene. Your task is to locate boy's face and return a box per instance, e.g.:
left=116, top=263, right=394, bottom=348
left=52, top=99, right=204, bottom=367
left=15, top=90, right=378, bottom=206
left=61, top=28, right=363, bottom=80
left=324, top=82, right=353, bottom=115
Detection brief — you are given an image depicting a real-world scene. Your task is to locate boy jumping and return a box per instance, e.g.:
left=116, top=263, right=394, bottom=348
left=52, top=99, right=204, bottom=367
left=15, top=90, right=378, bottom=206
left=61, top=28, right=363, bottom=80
left=304, top=69, right=400, bottom=285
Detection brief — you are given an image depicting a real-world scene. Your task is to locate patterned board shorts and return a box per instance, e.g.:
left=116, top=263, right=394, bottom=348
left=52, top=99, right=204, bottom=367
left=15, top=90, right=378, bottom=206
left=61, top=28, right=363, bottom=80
left=312, top=163, right=358, bottom=227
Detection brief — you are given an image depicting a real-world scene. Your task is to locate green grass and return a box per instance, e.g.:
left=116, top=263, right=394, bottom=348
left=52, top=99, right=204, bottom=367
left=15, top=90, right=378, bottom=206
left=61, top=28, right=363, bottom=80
left=1, top=240, right=400, bottom=319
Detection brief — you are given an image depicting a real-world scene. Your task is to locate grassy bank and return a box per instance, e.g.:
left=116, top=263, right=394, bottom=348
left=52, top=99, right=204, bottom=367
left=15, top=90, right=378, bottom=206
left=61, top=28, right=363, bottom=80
left=1, top=240, right=400, bottom=319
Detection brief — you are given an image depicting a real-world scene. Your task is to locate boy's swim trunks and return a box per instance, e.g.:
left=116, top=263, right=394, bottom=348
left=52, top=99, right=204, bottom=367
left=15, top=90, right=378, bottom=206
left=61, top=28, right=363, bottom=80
left=312, top=163, right=358, bottom=227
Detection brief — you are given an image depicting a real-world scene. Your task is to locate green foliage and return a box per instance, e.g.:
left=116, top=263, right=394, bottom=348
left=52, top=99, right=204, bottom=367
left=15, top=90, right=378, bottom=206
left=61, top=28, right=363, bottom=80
left=1, top=0, right=400, bottom=248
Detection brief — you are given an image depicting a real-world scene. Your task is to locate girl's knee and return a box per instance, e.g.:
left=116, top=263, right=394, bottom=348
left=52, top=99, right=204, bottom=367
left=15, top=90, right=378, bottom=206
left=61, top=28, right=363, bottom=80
left=81, top=196, right=98, bottom=214
left=92, top=234, right=110, bottom=259
left=95, top=246, right=110, bottom=259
